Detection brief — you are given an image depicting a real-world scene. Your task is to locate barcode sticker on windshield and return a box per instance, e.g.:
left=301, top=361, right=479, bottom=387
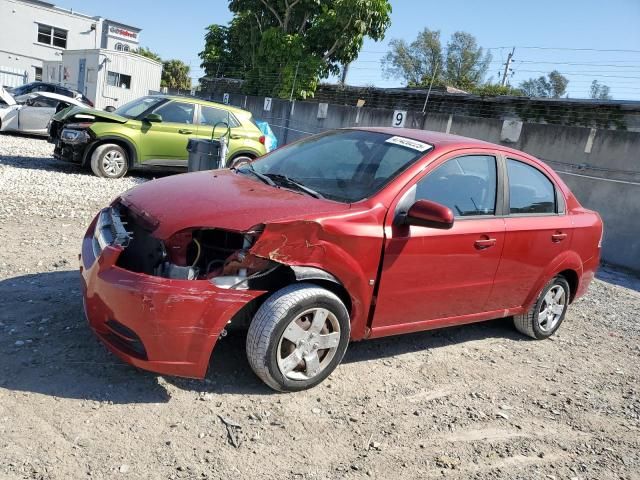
left=385, top=136, right=432, bottom=152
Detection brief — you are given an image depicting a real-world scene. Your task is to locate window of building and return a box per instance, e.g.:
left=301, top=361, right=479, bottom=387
left=123, top=44, right=130, bottom=52
left=507, top=159, right=556, bottom=214
left=34, top=67, right=43, bottom=81
left=107, top=71, right=132, bottom=89
left=415, top=155, right=498, bottom=217
left=115, top=43, right=124, bottom=51
left=37, top=24, right=67, bottom=48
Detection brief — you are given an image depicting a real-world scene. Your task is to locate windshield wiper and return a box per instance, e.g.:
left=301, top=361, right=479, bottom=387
left=264, top=173, right=324, bottom=199
left=234, top=164, right=276, bottom=187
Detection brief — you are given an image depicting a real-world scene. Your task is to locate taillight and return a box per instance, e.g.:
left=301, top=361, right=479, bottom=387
left=258, top=135, right=265, bottom=145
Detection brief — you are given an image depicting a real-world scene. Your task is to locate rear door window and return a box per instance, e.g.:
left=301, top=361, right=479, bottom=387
left=200, top=106, right=240, bottom=128
left=507, top=159, right=556, bottom=214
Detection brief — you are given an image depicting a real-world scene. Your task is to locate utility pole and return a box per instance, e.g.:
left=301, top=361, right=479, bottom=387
left=422, top=62, right=440, bottom=114
left=289, top=62, right=300, bottom=102
left=500, top=47, right=515, bottom=87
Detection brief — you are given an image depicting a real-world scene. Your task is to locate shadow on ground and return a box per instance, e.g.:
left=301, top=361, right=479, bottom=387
left=0, top=152, right=175, bottom=181
left=597, top=264, right=640, bottom=292
left=0, top=269, right=531, bottom=403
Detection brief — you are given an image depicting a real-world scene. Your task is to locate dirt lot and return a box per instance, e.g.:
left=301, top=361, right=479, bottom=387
left=1, top=134, right=639, bottom=480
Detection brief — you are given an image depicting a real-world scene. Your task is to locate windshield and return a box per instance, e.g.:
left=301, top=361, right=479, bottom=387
left=114, top=96, right=165, bottom=118
left=247, top=130, right=432, bottom=203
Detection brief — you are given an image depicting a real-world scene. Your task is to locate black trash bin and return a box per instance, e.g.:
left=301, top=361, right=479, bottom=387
left=187, top=122, right=230, bottom=172
left=187, top=138, right=222, bottom=172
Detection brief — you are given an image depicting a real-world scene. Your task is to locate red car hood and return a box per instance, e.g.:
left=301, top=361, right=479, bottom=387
left=119, top=170, right=350, bottom=239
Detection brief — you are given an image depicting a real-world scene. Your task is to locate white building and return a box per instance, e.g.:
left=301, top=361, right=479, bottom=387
left=0, top=0, right=146, bottom=88
left=43, top=49, right=161, bottom=109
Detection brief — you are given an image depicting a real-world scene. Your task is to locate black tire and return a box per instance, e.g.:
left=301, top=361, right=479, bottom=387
left=90, top=143, right=129, bottom=178
left=514, top=276, right=570, bottom=339
left=246, top=283, right=350, bottom=392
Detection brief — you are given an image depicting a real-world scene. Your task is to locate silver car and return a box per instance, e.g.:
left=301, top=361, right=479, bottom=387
left=0, top=87, right=89, bottom=136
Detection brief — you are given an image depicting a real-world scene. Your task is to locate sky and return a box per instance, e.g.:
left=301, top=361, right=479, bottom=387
left=55, top=0, right=640, bottom=100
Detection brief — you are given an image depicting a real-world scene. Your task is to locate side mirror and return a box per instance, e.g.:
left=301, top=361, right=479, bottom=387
left=143, top=113, right=162, bottom=123
left=104, top=105, right=116, bottom=112
left=405, top=199, right=454, bottom=229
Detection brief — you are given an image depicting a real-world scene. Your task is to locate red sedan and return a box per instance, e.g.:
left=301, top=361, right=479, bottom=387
left=81, top=128, right=603, bottom=391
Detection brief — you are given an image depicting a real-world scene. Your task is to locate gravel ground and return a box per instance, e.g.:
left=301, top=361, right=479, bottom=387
left=1, top=134, right=639, bottom=480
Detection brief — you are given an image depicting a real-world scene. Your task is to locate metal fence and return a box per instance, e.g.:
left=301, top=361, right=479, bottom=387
left=0, top=66, right=27, bottom=88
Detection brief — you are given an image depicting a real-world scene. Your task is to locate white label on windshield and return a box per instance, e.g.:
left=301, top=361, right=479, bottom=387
left=385, top=136, right=432, bottom=152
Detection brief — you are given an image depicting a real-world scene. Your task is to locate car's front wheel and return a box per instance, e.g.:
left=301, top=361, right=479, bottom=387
left=90, top=143, right=129, bottom=178
left=513, top=276, right=570, bottom=339
left=246, top=283, right=350, bottom=392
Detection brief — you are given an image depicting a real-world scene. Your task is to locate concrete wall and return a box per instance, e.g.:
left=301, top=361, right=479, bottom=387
left=206, top=92, right=640, bottom=271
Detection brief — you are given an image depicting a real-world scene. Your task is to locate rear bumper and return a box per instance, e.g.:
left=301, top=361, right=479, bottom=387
left=575, top=252, right=601, bottom=300
left=80, top=218, right=263, bottom=378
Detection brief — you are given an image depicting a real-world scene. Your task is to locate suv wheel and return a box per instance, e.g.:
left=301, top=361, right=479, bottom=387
left=514, top=276, right=570, bottom=339
left=228, top=155, right=253, bottom=169
left=246, top=283, right=350, bottom=392
left=90, top=143, right=129, bottom=178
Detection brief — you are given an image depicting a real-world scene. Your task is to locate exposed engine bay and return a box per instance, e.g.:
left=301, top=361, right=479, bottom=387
left=111, top=202, right=285, bottom=289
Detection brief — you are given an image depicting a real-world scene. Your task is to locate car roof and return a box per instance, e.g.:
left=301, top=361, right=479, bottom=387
left=150, top=95, right=252, bottom=117
left=353, top=126, right=543, bottom=161
left=354, top=127, right=499, bottom=149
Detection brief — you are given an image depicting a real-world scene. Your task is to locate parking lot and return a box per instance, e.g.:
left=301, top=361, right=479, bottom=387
left=0, top=133, right=639, bottom=480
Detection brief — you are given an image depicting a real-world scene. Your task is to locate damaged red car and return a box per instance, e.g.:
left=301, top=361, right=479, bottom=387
left=81, top=128, right=603, bottom=391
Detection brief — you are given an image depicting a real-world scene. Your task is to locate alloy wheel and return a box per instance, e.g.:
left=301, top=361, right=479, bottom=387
left=102, top=150, right=125, bottom=176
left=537, top=285, right=566, bottom=333
left=276, top=308, right=341, bottom=381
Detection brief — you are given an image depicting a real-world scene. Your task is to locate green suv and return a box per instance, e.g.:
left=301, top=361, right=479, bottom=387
left=49, top=95, right=269, bottom=178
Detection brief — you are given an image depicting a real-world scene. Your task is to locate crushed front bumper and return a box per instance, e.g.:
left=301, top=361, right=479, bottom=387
left=80, top=213, right=264, bottom=378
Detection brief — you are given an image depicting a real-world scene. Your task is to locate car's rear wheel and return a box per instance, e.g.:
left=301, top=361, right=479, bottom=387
left=246, top=283, right=350, bottom=392
left=514, top=276, right=570, bottom=339
left=227, top=154, right=253, bottom=169
left=90, top=143, right=129, bottom=178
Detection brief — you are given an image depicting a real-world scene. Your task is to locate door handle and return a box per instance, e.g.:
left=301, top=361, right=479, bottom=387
left=551, top=232, right=568, bottom=242
left=474, top=238, right=497, bottom=250
left=178, top=129, right=193, bottom=134
left=230, top=134, right=242, bottom=139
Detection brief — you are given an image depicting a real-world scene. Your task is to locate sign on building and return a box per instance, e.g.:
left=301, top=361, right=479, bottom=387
left=223, top=93, right=230, bottom=105
left=264, top=97, right=272, bottom=111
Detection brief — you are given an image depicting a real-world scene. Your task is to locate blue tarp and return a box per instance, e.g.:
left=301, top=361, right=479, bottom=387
left=255, top=119, right=278, bottom=152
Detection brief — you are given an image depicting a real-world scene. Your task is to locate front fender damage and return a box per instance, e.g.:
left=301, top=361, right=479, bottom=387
left=249, top=220, right=374, bottom=339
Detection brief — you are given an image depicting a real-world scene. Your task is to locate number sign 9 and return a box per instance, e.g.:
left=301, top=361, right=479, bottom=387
left=392, top=110, right=407, bottom=128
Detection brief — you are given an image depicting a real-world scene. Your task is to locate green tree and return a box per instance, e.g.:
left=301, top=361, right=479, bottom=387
left=444, top=31, right=491, bottom=90
left=471, top=83, right=523, bottom=97
left=519, top=70, right=569, bottom=98
left=590, top=80, right=612, bottom=100
left=199, top=0, right=392, bottom=99
left=161, top=60, right=191, bottom=90
left=382, top=28, right=442, bottom=86
left=136, top=46, right=162, bottom=62
left=382, top=29, right=490, bottom=90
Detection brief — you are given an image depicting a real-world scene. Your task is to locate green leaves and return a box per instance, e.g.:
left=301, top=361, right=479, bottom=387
left=382, top=29, right=491, bottom=91
left=519, top=70, right=569, bottom=98
left=199, top=0, right=392, bottom=99
left=161, top=60, right=191, bottom=90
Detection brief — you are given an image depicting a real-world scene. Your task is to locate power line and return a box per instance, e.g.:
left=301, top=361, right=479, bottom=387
left=487, top=46, right=640, bottom=54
